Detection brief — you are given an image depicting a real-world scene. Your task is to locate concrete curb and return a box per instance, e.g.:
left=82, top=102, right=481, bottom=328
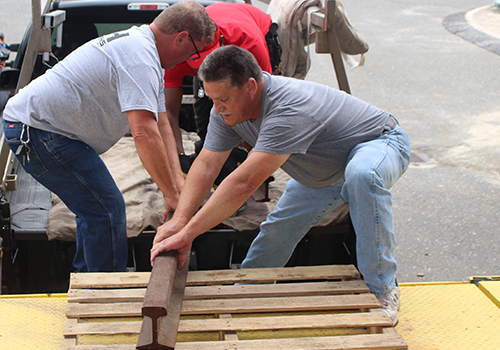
left=443, top=5, right=500, bottom=55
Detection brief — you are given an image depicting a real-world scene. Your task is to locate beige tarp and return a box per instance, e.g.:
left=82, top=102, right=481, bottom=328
left=46, top=134, right=348, bottom=241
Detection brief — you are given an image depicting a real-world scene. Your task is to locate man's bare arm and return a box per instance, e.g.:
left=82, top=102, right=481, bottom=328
left=151, top=150, right=291, bottom=268
left=157, top=111, right=185, bottom=209
left=128, top=110, right=181, bottom=210
left=152, top=147, right=230, bottom=245
left=164, top=87, right=184, bottom=154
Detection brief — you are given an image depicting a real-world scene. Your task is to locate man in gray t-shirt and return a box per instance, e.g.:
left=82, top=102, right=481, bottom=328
left=2, top=1, right=216, bottom=273
left=151, top=45, right=411, bottom=325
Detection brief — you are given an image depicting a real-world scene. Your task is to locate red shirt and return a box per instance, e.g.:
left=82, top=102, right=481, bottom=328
left=164, top=3, right=272, bottom=88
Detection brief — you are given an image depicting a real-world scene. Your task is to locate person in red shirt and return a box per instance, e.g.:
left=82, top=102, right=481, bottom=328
left=164, top=2, right=275, bottom=155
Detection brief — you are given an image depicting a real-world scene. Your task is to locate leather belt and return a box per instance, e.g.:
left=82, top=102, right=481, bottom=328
left=385, top=115, right=398, bottom=130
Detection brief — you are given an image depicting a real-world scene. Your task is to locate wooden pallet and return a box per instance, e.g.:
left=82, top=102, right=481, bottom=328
left=62, top=265, right=408, bottom=349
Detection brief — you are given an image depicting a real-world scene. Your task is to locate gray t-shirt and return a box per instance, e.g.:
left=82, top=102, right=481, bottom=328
left=3, top=25, right=166, bottom=154
left=204, top=72, right=392, bottom=188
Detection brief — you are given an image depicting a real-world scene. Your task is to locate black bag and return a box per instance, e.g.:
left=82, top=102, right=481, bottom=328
left=192, top=77, right=212, bottom=141
left=265, top=22, right=283, bottom=75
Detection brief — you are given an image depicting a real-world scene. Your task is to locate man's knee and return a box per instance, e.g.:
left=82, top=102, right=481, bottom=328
left=344, top=165, right=373, bottom=189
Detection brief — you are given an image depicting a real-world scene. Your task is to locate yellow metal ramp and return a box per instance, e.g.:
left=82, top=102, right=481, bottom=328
left=398, top=280, right=500, bottom=350
left=1, top=277, right=500, bottom=349
left=0, top=294, right=67, bottom=349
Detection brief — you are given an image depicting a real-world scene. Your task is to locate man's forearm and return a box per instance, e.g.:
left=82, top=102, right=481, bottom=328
left=164, top=87, right=184, bottom=154
left=181, top=172, right=256, bottom=241
left=158, top=112, right=185, bottom=190
left=152, top=148, right=227, bottom=246
left=128, top=110, right=181, bottom=207
left=171, top=149, right=229, bottom=223
left=150, top=151, right=290, bottom=268
left=135, top=132, right=180, bottom=201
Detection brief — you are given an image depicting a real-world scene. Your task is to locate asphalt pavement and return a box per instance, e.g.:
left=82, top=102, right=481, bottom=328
left=305, top=0, right=500, bottom=283
left=1, top=0, right=499, bottom=283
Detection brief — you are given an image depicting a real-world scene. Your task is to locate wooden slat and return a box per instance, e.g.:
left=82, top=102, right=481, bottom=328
left=67, top=280, right=368, bottom=303
left=173, top=333, right=407, bottom=350
left=66, top=302, right=143, bottom=318
left=181, top=293, right=380, bottom=315
left=66, top=294, right=380, bottom=318
left=68, top=288, right=145, bottom=303
left=62, top=334, right=407, bottom=350
left=68, top=265, right=359, bottom=289
left=63, top=310, right=391, bottom=336
left=64, top=345, right=135, bottom=350
left=64, top=320, right=142, bottom=336
left=69, top=272, right=150, bottom=289
left=186, top=265, right=360, bottom=286
left=184, top=280, right=369, bottom=300
left=178, top=312, right=392, bottom=333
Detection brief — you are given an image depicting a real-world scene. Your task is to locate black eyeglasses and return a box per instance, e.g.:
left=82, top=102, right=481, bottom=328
left=187, top=33, right=201, bottom=60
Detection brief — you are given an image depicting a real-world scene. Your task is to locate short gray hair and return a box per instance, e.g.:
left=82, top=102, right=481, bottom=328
left=198, top=45, right=263, bottom=89
left=153, top=1, right=216, bottom=42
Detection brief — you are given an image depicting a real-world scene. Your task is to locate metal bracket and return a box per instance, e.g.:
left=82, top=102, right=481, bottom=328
left=43, top=10, right=66, bottom=49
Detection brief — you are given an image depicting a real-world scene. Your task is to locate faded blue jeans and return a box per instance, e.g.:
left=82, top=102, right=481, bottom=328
left=3, top=121, right=128, bottom=272
left=241, top=125, right=411, bottom=296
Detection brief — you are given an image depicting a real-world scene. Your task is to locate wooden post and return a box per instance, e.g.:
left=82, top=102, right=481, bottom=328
left=325, top=0, right=351, bottom=94
left=16, top=0, right=52, bottom=93
left=315, top=0, right=351, bottom=94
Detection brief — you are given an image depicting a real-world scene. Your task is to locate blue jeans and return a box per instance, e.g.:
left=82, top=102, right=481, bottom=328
left=241, top=125, right=411, bottom=296
left=3, top=121, right=127, bottom=272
